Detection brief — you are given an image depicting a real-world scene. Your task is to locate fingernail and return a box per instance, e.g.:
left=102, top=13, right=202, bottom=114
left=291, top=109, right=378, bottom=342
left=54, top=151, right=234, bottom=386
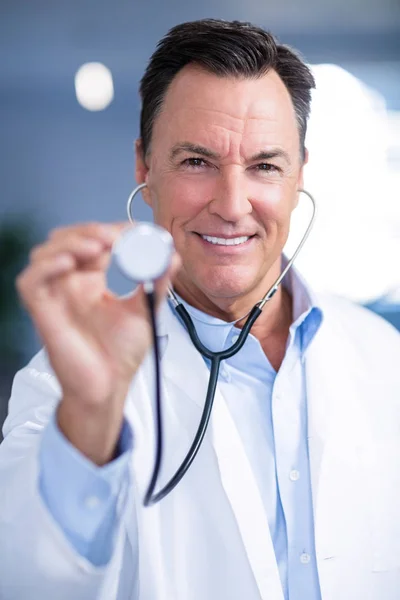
left=99, top=227, right=118, bottom=243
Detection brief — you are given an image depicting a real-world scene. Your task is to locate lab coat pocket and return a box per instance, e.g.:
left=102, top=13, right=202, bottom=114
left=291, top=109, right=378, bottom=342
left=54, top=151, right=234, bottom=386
left=367, top=439, right=400, bottom=572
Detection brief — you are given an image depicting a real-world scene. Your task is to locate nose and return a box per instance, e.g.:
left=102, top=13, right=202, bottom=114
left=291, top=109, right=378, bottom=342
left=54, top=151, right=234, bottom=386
left=208, top=168, right=252, bottom=223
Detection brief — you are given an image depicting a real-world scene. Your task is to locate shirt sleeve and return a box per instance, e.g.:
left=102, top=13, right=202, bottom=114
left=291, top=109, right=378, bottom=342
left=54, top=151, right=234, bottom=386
left=38, top=413, right=133, bottom=567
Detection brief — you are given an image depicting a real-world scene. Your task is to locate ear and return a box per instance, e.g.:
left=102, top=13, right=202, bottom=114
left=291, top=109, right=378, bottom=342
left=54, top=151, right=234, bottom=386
left=135, top=139, right=153, bottom=207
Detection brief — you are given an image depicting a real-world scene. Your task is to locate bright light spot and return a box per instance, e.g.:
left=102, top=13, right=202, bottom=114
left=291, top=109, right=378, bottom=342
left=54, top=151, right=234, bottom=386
left=284, top=64, right=399, bottom=303
left=74, top=62, right=114, bottom=111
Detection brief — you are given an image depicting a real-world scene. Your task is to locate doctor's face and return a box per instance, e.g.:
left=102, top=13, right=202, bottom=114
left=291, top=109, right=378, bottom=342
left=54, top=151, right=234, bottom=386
left=136, top=65, right=305, bottom=305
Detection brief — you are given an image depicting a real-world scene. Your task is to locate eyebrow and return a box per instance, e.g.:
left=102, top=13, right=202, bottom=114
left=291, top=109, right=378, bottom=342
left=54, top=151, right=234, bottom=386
left=250, top=149, right=291, bottom=165
left=169, top=142, right=291, bottom=165
left=170, top=143, right=220, bottom=160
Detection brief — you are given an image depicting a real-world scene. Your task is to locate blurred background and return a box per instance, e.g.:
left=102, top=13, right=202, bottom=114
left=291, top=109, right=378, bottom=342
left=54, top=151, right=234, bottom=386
left=0, top=0, right=399, bottom=432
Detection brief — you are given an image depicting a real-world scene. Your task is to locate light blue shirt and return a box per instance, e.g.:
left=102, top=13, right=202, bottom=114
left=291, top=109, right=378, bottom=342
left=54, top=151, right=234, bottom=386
left=39, top=259, right=323, bottom=599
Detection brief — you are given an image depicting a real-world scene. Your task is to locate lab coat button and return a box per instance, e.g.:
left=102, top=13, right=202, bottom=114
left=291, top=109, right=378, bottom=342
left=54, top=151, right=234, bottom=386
left=300, top=553, right=310, bottom=564
left=85, top=495, right=101, bottom=509
left=289, top=470, right=300, bottom=481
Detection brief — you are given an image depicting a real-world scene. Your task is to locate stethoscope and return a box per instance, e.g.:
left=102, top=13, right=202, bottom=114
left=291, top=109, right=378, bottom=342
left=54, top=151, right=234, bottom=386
left=113, top=183, right=316, bottom=505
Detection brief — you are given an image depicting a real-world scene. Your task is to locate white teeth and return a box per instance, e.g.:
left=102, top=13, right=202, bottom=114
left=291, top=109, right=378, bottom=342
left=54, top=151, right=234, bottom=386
left=201, top=235, right=250, bottom=246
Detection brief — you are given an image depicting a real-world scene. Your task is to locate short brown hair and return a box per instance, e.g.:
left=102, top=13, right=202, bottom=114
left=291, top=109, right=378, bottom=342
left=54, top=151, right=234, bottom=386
left=139, top=19, right=315, bottom=161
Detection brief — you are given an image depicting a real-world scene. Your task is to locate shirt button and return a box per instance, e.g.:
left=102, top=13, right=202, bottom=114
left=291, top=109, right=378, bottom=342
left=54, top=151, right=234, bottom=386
left=84, top=495, right=101, bottom=510
left=231, top=334, right=239, bottom=344
left=289, top=470, right=300, bottom=481
left=300, top=553, right=311, bottom=564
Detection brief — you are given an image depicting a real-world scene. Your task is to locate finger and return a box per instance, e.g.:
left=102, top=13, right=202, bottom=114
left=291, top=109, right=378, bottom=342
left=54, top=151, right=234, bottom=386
left=49, top=222, right=130, bottom=246
left=30, top=236, right=105, bottom=264
left=16, top=254, right=76, bottom=307
left=31, top=240, right=113, bottom=276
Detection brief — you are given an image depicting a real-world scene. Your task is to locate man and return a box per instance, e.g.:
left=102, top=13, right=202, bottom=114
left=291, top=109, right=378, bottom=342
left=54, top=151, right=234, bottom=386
left=0, top=18, right=399, bottom=600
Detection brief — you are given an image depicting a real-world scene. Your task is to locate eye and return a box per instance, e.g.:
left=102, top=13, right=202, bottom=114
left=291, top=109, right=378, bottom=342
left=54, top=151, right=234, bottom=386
left=254, top=163, right=281, bottom=174
left=182, top=157, right=208, bottom=168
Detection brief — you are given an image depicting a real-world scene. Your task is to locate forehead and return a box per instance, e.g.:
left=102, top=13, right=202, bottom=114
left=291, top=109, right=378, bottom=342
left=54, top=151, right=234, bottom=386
left=151, top=65, right=299, bottom=154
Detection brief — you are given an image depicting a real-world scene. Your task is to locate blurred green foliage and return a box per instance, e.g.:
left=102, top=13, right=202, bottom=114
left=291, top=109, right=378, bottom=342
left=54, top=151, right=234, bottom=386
left=0, top=217, right=39, bottom=369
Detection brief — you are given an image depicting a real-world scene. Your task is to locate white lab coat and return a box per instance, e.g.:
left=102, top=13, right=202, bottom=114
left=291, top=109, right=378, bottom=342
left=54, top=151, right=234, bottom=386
left=0, top=291, right=400, bottom=600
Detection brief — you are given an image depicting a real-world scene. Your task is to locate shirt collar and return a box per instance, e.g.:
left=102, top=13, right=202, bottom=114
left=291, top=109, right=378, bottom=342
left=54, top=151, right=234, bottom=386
left=281, top=254, right=323, bottom=355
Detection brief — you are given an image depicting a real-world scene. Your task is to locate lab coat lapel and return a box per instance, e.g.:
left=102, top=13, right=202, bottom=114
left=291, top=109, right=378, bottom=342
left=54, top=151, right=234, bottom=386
left=161, top=302, right=284, bottom=600
left=210, top=392, right=285, bottom=600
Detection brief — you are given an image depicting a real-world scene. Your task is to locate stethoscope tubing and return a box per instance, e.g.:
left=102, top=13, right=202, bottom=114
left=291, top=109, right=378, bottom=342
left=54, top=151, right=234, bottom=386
left=144, top=303, right=262, bottom=505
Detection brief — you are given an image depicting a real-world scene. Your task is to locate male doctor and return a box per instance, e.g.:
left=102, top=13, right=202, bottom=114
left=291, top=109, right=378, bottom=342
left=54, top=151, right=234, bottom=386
left=1, top=18, right=400, bottom=600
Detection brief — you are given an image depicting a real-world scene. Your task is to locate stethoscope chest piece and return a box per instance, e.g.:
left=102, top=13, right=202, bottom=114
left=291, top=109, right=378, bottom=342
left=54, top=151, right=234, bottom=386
left=113, top=223, right=174, bottom=282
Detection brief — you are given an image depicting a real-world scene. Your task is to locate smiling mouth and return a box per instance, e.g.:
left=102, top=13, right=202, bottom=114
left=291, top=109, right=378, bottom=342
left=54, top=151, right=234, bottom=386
left=196, top=233, right=255, bottom=246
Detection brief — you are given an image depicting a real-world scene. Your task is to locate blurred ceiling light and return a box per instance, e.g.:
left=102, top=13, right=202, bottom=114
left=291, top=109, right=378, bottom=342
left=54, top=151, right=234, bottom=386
left=284, top=64, right=399, bottom=304
left=74, top=62, right=114, bottom=111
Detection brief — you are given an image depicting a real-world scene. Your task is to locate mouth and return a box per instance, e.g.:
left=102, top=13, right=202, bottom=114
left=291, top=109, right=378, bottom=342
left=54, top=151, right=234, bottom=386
left=195, top=233, right=256, bottom=247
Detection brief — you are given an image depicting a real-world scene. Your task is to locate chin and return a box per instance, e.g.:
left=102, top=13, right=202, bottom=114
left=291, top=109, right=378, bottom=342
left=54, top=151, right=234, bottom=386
left=195, top=267, right=260, bottom=300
